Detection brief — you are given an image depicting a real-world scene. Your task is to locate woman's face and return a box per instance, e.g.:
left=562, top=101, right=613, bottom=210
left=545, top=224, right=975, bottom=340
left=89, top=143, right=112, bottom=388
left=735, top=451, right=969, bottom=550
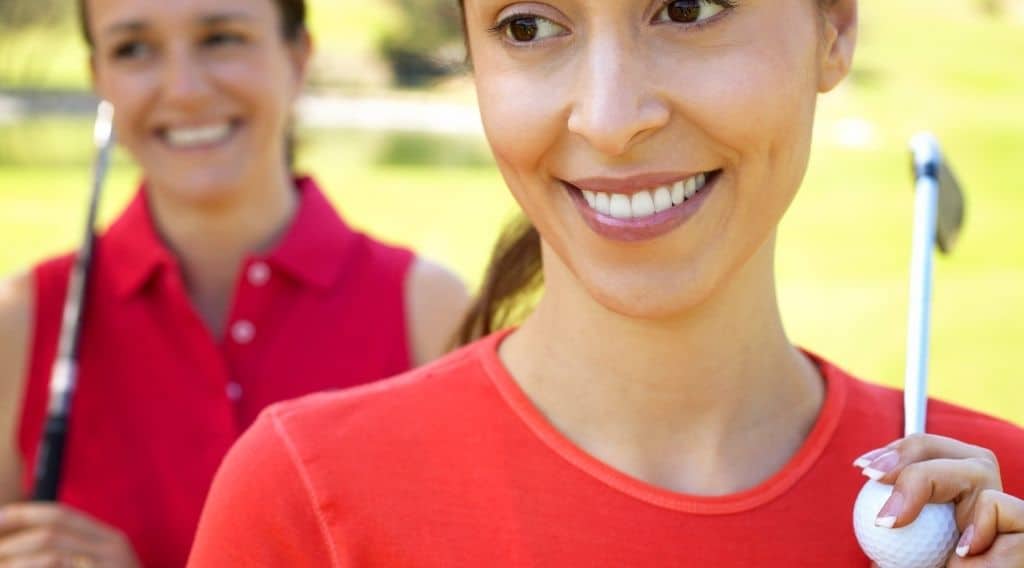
left=465, top=0, right=855, bottom=318
left=87, top=0, right=309, bottom=202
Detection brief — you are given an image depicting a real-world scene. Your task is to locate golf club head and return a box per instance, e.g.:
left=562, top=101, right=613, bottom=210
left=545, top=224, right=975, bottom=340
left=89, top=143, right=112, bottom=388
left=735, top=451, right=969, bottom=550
left=910, top=132, right=965, bottom=254
left=93, top=101, right=115, bottom=148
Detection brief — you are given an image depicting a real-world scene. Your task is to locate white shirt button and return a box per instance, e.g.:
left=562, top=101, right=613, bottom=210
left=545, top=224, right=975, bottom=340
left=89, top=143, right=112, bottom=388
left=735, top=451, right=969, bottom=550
left=230, top=320, right=255, bottom=344
left=226, top=382, right=243, bottom=401
left=247, top=262, right=271, bottom=287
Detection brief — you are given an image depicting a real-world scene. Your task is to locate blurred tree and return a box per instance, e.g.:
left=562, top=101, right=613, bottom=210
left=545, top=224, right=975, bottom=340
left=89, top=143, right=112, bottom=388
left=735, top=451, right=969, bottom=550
left=977, top=0, right=1024, bottom=16
left=378, top=0, right=464, bottom=87
left=0, top=0, right=68, bottom=29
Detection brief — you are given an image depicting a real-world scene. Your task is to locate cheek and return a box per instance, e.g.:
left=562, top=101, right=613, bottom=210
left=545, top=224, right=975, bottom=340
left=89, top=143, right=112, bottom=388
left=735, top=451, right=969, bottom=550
left=475, top=62, right=568, bottom=181
left=653, top=29, right=820, bottom=221
left=662, top=46, right=816, bottom=164
left=93, top=69, right=156, bottom=151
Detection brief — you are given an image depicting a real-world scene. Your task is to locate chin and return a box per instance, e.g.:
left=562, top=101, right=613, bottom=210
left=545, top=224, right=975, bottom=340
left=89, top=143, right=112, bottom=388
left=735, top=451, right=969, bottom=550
left=148, top=166, right=248, bottom=205
left=577, top=263, right=721, bottom=321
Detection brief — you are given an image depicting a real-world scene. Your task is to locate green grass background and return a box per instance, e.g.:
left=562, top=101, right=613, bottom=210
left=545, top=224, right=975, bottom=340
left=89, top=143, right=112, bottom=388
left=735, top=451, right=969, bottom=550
left=1, top=0, right=1021, bottom=425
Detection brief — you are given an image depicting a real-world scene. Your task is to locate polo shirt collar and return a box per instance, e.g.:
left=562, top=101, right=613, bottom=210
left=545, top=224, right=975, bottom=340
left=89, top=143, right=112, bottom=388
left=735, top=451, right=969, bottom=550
left=266, top=176, right=357, bottom=289
left=104, top=176, right=356, bottom=298
left=104, top=189, right=174, bottom=299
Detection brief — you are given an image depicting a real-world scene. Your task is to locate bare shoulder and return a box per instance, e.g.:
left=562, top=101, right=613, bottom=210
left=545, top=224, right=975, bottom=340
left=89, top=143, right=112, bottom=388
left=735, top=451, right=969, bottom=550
left=0, top=270, right=33, bottom=502
left=404, top=257, right=470, bottom=367
left=0, top=271, right=33, bottom=384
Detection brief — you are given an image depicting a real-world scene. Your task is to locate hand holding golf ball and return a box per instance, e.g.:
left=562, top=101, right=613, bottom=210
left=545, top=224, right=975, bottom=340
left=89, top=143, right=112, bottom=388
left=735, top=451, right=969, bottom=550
left=852, top=434, right=1024, bottom=567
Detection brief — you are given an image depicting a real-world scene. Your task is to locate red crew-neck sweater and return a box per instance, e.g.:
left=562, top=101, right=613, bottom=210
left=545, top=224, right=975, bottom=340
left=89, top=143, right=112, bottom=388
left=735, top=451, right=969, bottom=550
left=189, top=330, right=1024, bottom=567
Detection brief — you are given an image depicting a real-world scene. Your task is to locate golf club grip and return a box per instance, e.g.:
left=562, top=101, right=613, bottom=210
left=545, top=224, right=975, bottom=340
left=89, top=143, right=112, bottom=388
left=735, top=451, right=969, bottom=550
left=904, top=175, right=940, bottom=436
left=32, top=413, right=69, bottom=501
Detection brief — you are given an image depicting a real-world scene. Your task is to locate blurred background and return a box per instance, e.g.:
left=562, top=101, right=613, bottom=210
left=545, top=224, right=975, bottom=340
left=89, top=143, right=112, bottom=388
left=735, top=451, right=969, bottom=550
left=0, top=0, right=1021, bottom=424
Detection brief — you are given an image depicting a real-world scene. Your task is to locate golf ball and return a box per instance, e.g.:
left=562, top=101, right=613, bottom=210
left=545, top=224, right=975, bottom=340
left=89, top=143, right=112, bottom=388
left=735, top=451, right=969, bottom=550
left=853, top=480, right=958, bottom=568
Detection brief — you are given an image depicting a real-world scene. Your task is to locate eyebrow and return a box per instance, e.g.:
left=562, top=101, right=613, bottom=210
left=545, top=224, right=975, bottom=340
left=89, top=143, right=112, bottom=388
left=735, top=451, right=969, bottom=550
left=101, top=12, right=255, bottom=37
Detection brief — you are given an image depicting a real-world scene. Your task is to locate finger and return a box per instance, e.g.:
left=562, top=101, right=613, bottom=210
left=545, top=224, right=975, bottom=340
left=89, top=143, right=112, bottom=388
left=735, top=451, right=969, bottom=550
left=873, top=458, right=1001, bottom=529
left=858, top=434, right=1000, bottom=487
left=0, top=526, right=100, bottom=560
left=0, top=506, right=105, bottom=540
left=952, top=490, right=1024, bottom=559
left=946, top=533, right=1024, bottom=567
left=0, top=551, right=86, bottom=568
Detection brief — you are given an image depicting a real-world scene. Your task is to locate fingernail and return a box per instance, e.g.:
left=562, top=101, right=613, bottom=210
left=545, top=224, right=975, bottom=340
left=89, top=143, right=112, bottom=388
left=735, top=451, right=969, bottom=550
left=853, top=448, right=888, bottom=468
left=955, top=524, right=974, bottom=557
left=875, top=490, right=904, bottom=528
left=862, top=450, right=900, bottom=481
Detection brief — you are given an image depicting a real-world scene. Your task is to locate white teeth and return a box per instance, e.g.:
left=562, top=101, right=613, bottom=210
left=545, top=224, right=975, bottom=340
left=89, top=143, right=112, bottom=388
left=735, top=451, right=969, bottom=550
left=609, top=194, right=632, bottom=219
left=580, top=172, right=712, bottom=220
left=631, top=191, right=655, bottom=217
left=165, top=123, right=232, bottom=148
left=653, top=187, right=673, bottom=213
left=671, top=181, right=685, bottom=206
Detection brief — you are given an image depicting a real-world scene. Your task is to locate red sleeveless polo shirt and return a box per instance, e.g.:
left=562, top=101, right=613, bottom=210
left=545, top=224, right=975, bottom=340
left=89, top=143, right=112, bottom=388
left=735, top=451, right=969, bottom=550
left=16, top=176, right=414, bottom=567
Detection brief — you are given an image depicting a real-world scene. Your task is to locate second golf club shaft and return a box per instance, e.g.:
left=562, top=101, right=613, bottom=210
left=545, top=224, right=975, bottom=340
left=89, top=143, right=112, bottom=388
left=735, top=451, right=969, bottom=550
left=904, top=171, right=940, bottom=437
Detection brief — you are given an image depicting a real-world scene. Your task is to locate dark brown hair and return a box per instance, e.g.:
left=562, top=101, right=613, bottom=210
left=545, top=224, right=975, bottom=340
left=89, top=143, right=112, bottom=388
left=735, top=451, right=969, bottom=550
left=76, top=0, right=307, bottom=167
left=454, top=216, right=542, bottom=345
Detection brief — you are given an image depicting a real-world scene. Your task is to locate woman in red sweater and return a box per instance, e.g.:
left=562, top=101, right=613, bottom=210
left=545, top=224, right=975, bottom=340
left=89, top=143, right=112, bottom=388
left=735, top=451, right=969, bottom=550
left=0, top=0, right=468, bottom=566
left=190, top=0, right=1024, bottom=565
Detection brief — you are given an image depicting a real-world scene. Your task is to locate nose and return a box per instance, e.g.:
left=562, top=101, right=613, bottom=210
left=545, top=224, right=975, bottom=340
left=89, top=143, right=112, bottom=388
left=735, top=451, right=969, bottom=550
left=567, top=37, right=671, bottom=157
left=161, top=44, right=212, bottom=108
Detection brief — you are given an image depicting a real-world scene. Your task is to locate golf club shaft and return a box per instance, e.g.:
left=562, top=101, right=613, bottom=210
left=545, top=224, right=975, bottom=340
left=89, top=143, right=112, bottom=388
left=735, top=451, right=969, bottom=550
left=904, top=174, right=940, bottom=437
left=32, top=102, right=115, bottom=501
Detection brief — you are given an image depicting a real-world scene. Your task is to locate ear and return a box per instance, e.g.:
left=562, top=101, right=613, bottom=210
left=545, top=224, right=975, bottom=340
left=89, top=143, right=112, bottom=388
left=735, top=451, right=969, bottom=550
left=818, top=0, right=858, bottom=93
left=287, top=29, right=313, bottom=98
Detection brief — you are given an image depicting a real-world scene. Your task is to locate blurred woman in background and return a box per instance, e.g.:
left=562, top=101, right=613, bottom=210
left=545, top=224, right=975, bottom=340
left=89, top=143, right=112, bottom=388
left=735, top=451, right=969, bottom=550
left=0, top=0, right=468, bottom=565
left=190, top=0, right=1024, bottom=565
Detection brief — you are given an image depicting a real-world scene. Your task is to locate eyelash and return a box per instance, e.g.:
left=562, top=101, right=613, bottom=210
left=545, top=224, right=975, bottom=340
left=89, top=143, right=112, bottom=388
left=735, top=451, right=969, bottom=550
left=488, top=0, right=739, bottom=44
left=487, top=12, right=539, bottom=37
left=202, top=32, right=245, bottom=47
left=656, top=0, right=737, bottom=30
left=112, top=41, right=148, bottom=60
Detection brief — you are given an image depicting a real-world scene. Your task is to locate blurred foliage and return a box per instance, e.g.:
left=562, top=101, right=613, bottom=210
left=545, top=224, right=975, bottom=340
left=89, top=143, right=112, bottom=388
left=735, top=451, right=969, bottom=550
left=377, top=0, right=465, bottom=86
left=0, top=0, right=69, bottom=29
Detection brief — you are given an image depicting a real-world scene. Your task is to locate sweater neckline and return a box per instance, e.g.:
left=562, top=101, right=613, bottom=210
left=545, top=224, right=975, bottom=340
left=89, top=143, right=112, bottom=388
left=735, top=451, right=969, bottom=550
left=477, top=328, right=849, bottom=515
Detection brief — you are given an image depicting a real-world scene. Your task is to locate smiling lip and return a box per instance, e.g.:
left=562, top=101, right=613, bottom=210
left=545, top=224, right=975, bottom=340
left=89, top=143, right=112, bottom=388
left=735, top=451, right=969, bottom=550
left=564, top=170, right=721, bottom=242
left=568, top=172, right=705, bottom=194
left=155, top=119, right=242, bottom=152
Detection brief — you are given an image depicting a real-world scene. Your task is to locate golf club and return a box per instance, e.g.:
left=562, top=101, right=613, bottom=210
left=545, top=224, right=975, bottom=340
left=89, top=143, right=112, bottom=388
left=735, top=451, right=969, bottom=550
left=853, top=132, right=967, bottom=568
left=904, top=132, right=965, bottom=436
left=31, top=100, right=116, bottom=501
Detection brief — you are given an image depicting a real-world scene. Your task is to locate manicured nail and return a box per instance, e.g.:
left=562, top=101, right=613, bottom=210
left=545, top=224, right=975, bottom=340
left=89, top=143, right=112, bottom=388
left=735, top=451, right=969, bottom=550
left=853, top=448, right=889, bottom=468
left=862, top=450, right=900, bottom=481
left=875, top=490, right=904, bottom=528
left=956, top=524, right=974, bottom=557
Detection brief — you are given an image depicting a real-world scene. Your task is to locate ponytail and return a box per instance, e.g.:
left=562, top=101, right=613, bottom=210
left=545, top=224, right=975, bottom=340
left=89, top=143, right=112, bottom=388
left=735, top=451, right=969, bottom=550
left=455, top=216, right=543, bottom=346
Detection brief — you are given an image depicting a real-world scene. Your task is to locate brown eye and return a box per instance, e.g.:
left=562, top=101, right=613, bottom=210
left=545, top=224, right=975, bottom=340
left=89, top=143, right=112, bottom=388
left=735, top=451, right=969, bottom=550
left=654, top=0, right=729, bottom=26
left=666, top=0, right=700, bottom=23
left=496, top=14, right=567, bottom=44
left=508, top=17, right=539, bottom=42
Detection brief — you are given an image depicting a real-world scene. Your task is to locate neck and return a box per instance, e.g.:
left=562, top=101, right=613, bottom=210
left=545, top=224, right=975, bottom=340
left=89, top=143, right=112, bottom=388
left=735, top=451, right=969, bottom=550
left=147, top=169, right=298, bottom=336
left=501, top=234, right=824, bottom=495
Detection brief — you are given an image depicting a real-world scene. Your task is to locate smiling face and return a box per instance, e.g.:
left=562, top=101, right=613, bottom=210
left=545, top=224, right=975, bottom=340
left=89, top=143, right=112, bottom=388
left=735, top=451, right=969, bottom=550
left=464, top=0, right=854, bottom=318
left=86, top=0, right=309, bottom=203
